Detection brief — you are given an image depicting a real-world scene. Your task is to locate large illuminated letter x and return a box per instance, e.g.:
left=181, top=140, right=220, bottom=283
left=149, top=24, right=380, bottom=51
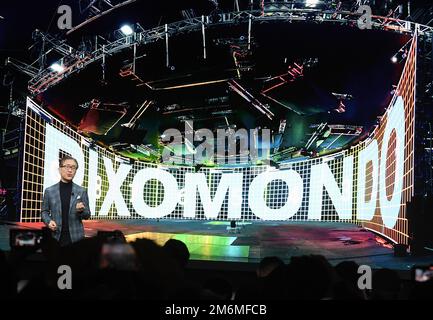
left=98, top=157, right=131, bottom=217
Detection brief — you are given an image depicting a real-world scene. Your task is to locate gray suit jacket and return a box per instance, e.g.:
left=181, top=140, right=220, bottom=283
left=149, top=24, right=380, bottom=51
left=41, top=182, right=91, bottom=243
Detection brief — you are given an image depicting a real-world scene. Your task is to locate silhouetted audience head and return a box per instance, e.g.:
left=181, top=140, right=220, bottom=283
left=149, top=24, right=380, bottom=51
left=261, top=263, right=289, bottom=299
left=286, top=255, right=334, bottom=300
left=335, top=261, right=359, bottom=283
left=333, top=261, right=365, bottom=300
left=257, top=256, right=284, bottom=278
left=132, top=238, right=185, bottom=299
left=163, top=239, right=190, bottom=269
left=97, top=230, right=126, bottom=244
left=371, top=268, right=401, bottom=300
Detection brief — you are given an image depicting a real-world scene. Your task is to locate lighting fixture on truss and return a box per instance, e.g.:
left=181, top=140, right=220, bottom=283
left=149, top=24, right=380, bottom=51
left=261, top=57, right=318, bottom=94
left=228, top=80, right=274, bottom=120
left=390, top=38, right=412, bottom=64
left=331, top=92, right=353, bottom=114
left=121, top=100, right=152, bottom=129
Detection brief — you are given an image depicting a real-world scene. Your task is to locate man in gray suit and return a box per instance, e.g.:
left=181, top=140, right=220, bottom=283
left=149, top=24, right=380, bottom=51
left=41, top=156, right=91, bottom=246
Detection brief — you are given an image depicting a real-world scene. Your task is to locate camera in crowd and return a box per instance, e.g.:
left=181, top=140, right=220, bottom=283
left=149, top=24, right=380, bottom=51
left=412, top=265, right=433, bottom=283
left=9, top=228, right=44, bottom=249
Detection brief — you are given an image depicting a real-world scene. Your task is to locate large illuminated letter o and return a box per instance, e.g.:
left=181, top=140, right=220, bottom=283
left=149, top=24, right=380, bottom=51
left=249, top=170, right=303, bottom=220
left=131, top=168, right=179, bottom=218
left=379, top=96, right=405, bottom=229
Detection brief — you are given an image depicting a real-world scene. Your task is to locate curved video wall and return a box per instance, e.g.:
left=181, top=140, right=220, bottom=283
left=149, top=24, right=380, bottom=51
left=20, top=36, right=416, bottom=244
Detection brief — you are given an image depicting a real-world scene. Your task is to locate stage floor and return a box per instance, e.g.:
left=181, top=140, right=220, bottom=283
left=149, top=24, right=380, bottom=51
left=1, top=219, right=432, bottom=273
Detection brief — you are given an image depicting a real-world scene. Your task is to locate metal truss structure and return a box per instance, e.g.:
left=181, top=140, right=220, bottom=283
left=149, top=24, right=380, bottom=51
left=78, top=0, right=130, bottom=19
left=7, top=7, right=433, bottom=96
left=414, top=29, right=433, bottom=197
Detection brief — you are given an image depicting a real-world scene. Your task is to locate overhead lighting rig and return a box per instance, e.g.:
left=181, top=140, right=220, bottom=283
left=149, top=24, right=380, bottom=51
left=261, top=57, right=318, bottom=94
left=228, top=79, right=274, bottom=120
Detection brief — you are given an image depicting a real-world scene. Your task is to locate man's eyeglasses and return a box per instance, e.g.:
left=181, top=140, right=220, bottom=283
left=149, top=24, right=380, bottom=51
left=61, top=165, right=78, bottom=171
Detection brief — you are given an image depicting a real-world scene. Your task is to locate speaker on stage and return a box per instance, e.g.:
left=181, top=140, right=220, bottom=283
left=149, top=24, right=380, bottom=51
left=407, top=195, right=433, bottom=256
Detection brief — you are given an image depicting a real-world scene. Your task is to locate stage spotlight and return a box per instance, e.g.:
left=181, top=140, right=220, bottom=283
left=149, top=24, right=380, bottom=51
left=49, top=62, right=64, bottom=73
left=391, top=50, right=407, bottom=64
left=391, top=39, right=411, bottom=64
left=120, top=24, right=134, bottom=35
left=306, top=0, right=319, bottom=7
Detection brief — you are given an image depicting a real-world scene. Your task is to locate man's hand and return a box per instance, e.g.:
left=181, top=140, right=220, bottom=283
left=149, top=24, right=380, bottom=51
left=76, top=201, right=85, bottom=213
left=48, top=220, right=57, bottom=231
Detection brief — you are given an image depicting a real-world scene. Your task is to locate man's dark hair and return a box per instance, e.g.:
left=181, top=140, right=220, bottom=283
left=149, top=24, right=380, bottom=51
left=59, top=155, right=78, bottom=168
